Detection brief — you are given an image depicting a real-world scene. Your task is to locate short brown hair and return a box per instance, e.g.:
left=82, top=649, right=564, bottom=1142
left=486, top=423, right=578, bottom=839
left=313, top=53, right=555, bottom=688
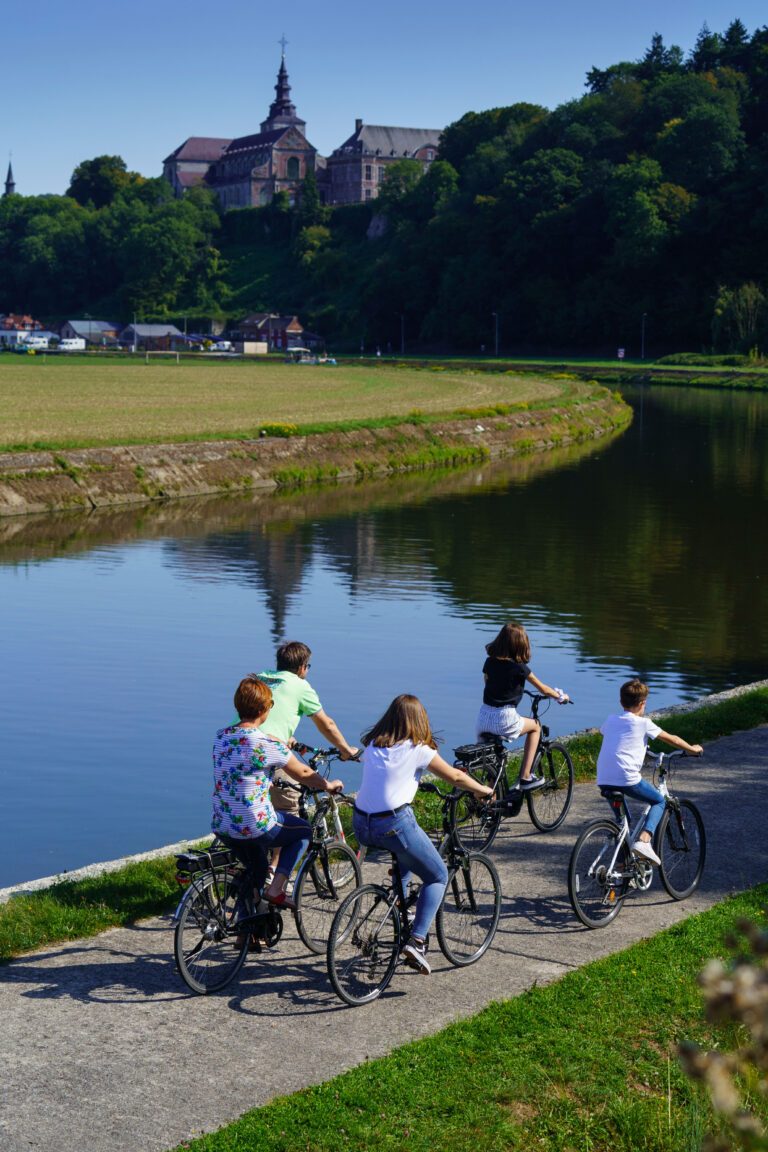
left=486, top=622, right=531, bottom=663
left=362, top=694, right=438, bottom=750
left=620, top=679, right=649, bottom=710
left=276, top=641, right=312, bottom=673
left=234, top=676, right=273, bottom=721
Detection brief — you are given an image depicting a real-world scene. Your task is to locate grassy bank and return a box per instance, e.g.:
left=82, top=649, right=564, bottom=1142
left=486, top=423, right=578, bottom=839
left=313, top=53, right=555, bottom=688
left=0, top=358, right=567, bottom=451
left=171, top=884, right=768, bottom=1152
left=1, top=686, right=766, bottom=963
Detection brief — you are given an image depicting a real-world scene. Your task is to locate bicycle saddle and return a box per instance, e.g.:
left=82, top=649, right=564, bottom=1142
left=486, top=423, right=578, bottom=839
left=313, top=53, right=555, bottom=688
left=599, top=787, right=625, bottom=801
left=478, top=733, right=504, bottom=745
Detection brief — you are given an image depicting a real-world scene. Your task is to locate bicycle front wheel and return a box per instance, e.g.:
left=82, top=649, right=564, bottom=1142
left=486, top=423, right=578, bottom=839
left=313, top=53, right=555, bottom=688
left=657, top=800, right=706, bottom=900
left=568, top=821, right=630, bottom=929
left=527, top=742, right=574, bottom=832
left=327, top=884, right=400, bottom=1006
left=436, top=852, right=502, bottom=966
left=294, top=839, right=363, bottom=955
left=174, top=869, right=248, bottom=994
left=450, top=765, right=501, bottom=852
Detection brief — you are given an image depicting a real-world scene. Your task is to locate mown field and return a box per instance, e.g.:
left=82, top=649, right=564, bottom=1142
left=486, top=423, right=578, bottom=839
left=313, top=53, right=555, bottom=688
left=0, top=356, right=564, bottom=450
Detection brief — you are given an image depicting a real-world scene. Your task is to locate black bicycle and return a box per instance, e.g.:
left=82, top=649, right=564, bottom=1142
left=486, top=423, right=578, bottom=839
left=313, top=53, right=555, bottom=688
left=173, top=752, right=362, bottom=991
left=451, top=692, right=575, bottom=851
left=173, top=842, right=284, bottom=994
left=568, top=750, right=706, bottom=929
left=326, top=781, right=502, bottom=1006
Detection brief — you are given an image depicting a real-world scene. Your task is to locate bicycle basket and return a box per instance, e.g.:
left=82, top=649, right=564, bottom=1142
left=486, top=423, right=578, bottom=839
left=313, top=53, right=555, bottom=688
left=453, top=741, right=501, bottom=771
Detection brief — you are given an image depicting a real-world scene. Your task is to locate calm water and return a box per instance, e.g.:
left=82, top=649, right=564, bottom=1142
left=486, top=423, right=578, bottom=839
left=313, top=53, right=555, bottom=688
left=1, top=385, right=766, bottom=885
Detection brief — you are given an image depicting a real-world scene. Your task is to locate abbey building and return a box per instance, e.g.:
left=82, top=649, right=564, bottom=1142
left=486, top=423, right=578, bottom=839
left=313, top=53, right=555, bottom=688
left=163, top=50, right=441, bottom=209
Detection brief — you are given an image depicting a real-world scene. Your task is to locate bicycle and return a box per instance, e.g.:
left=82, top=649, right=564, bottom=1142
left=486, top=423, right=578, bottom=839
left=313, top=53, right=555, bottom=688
left=173, top=841, right=284, bottom=994
left=288, top=746, right=364, bottom=954
left=568, top=749, right=706, bottom=929
left=451, top=691, right=575, bottom=851
left=173, top=757, right=363, bottom=990
left=326, top=780, right=502, bottom=1006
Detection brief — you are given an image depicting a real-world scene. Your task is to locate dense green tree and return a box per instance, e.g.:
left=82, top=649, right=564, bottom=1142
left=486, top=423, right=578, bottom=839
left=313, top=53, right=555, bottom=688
left=66, top=155, right=143, bottom=209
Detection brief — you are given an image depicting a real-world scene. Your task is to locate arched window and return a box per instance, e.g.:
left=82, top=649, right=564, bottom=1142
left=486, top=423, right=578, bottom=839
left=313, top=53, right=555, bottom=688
left=286, top=156, right=300, bottom=180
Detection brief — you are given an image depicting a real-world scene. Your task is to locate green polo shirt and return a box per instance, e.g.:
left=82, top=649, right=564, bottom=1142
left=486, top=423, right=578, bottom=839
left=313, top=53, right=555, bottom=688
left=256, top=669, right=323, bottom=743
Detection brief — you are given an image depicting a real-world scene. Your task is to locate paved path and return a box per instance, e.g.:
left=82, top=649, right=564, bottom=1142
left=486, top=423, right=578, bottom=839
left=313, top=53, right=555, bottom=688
left=2, top=728, right=767, bottom=1152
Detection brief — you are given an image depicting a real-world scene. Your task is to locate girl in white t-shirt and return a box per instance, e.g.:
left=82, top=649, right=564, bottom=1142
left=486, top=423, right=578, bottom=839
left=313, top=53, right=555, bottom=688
left=596, top=679, right=703, bottom=865
left=353, top=695, right=494, bottom=975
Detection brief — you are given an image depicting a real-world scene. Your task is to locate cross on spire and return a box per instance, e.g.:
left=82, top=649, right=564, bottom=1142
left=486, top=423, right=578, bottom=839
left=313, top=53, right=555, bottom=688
left=279, top=33, right=288, bottom=57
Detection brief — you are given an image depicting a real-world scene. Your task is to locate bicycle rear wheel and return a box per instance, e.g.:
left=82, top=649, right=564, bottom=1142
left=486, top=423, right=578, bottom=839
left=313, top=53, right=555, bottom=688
left=436, top=852, right=501, bottom=966
left=293, top=840, right=362, bottom=954
left=174, top=869, right=248, bottom=994
left=527, top=742, right=574, bottom=832
left=568, top=820, right=631, bottom=928
left=657, top=800, right=706, bottom=900
left=327, top=884, right=400, bottom=1006
left=450, top=765, right=502, bottom=852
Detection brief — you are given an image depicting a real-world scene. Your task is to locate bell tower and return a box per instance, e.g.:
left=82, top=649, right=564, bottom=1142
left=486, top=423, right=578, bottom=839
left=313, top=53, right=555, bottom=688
left=260, top=37, right=306, bottom=133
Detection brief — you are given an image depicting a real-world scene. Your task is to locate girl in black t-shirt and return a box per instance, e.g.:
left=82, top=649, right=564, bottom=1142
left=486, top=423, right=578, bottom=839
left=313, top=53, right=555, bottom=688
left=475, top=622, right=569, bottom=792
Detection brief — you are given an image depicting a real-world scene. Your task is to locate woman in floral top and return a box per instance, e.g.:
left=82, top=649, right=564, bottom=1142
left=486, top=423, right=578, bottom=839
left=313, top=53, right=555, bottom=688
left=213, top=676, right=343, bottom=908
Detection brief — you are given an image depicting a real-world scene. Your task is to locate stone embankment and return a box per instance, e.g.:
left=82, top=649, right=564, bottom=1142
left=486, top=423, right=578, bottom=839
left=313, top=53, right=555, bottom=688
left=0, top=389, right=629, bottom=517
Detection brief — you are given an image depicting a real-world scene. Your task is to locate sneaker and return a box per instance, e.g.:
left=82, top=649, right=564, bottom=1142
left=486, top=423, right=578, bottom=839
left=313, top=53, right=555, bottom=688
left=632, top=839, right=661, bottom=866
left=402, top=938, right=431, bottom=975
left=519, top=774, right=546, bottom=792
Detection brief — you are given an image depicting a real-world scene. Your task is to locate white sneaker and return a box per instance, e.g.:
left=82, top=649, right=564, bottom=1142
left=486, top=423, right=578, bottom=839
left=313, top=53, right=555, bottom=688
left=632, top=839, right=661, bottom=866
left=402, top=939, right=431, bottom=975
left=519, top=773, right=545, bottom=792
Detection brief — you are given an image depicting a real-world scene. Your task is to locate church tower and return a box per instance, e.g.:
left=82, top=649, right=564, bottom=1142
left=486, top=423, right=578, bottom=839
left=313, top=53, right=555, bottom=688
left=4, top=160, right=15, bottom=196
left=260, top=39, right=306, bottom=133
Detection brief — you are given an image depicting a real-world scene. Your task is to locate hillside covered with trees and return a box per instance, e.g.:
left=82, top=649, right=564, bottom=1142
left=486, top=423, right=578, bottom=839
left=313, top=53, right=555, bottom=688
left=2, top=18, right=768, bottom=355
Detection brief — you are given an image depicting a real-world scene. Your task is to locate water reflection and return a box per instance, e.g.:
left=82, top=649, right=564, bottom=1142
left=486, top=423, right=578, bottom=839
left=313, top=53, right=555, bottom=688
left=1, top=388, right=766, bottom=885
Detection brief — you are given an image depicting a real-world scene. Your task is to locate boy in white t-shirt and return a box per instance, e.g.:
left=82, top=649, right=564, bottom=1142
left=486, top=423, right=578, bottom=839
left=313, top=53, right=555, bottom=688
left=596, top=679, right=703, bottom=866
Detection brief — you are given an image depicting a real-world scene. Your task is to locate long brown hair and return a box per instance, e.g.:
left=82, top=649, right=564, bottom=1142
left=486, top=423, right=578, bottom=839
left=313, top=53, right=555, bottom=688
left=362, top=695, right=438, bottom=750
left=485, top=621, right=531, bottom=662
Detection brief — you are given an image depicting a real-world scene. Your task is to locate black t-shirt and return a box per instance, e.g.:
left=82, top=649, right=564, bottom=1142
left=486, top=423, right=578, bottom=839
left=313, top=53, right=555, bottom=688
left=482, top=657, right=530, bottom=707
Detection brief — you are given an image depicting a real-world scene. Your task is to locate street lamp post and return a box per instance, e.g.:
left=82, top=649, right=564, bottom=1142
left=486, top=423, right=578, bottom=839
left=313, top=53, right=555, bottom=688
left=641, top=312, right=647, bottom=361
left=84, top=312, right=91, bottom=352
left=492, top=312, right=499, bottom=358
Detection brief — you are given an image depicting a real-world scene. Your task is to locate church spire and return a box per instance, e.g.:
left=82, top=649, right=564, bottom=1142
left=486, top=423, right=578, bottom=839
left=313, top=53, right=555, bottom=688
left=4, top=159, right=15, bottom=197
left=260, top=37, right=306, bottom=133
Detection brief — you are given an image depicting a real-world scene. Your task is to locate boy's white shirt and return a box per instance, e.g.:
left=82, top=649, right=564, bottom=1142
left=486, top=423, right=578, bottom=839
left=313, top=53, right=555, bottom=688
left=596, top=710, right=662, bottom=786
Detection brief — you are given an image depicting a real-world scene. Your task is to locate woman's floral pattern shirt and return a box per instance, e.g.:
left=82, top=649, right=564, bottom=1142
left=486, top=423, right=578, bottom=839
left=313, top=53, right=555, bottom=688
left=211, top=725, right=290, bottom=838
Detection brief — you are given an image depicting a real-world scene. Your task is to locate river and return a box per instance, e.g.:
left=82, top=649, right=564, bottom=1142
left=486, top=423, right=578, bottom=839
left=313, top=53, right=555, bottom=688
left=1, top=384, right=765, bottom=885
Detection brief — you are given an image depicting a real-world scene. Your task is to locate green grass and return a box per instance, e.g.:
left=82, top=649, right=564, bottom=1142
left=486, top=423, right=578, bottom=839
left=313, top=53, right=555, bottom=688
left=170, top=886, right=768, bottom=1152
left=0, top=857, right=180, bottom=961
left=0, top=357, right=568, bottom=451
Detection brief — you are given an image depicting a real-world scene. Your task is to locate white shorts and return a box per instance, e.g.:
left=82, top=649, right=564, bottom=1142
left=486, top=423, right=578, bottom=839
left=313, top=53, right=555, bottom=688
left=475, top=703, right=524, bottom=741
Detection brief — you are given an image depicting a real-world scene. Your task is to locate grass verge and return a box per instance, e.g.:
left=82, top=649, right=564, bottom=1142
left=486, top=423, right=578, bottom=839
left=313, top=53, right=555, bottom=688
left=169, top=886, right=768, bottom=1152
left=2, top=686, right=765, bottom=964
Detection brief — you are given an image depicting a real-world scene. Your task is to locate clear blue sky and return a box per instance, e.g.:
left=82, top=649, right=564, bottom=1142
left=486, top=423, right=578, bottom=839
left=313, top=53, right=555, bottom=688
left=7, top=0, right=767, bottom=197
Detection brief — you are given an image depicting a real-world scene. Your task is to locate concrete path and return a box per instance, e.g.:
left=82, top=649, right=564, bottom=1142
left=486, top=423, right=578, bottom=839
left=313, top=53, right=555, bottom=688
left=1, top=728, right=767, bottom=1152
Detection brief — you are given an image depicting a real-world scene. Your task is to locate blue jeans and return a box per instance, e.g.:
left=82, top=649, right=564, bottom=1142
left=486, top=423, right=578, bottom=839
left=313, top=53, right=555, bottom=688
left=256, top=813, right=312, bottom=878
left=352, top=805, right=448, bottom=941
left=606, top=778, right=666, bottom=838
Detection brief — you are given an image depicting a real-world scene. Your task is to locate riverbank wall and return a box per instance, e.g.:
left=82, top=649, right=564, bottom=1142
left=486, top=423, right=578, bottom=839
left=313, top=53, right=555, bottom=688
left=0, top=388, right=628, bottom=518
left=2, top=679, right=765, bottom=904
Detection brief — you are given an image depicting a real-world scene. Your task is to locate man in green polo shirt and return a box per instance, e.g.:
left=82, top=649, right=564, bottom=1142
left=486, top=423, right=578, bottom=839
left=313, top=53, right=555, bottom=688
left=258, top=640, right=358, bottom=817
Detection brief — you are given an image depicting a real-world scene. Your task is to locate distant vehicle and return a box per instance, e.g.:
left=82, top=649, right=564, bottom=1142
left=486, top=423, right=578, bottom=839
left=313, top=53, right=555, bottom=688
left=213, top=340, right=234, bottom=352
left=22, top=336, right=50, bottom=351
left=58, top=338, right=86, bottom=353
